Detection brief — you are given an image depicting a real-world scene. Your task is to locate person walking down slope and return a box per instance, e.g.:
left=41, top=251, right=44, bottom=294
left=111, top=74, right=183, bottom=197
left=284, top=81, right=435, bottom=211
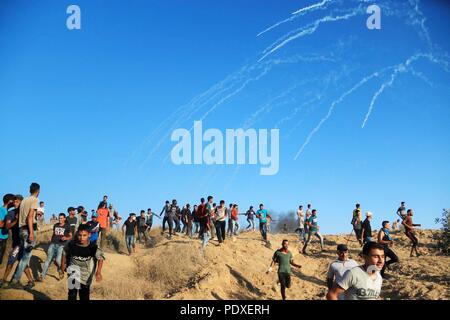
left=168, top=199, right=180, bottom=239
left=96, top=202, right=110, bottom=249
left=353, top=210, right=363, bottom=246
left=159, top=201, right=171, bottom=235
left=256, top=204, right=269, bottom=243
left=122, top=213, right=137, bottom=255
left=267, top=239, right=302, bottom=300
left=402, top=209, right=422, bottom=257
left=9, top=183, right=41, bottom=290
left=245, top=206, right=255, bottom=231
left=301, top=209, right=324, bottom=254
left=38, top=213, right=72, bottom=282
left=63, top=224, right=104, bottom=301
left=378, top=221, right=399, bottom=278
left=296, top=205, right=305, bottom=243
left=214, top=201, right=227, bottom=244
left=361, top=212, right=373, bottom=244
left=326, top=244, right=358, bottom=300
left=137, top=210, right=149, bottom=244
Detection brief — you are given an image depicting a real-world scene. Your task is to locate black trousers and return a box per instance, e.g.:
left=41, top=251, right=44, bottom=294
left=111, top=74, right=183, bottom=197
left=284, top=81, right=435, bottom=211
left=215, top=221, right=226, bottom=243
left=68, top=284, right=90, bottom=300
left=382, top=246, right=399, bottom=276
left=278, top=273, right=291, bottom=300
left=0, top=239, right=7, bottom=265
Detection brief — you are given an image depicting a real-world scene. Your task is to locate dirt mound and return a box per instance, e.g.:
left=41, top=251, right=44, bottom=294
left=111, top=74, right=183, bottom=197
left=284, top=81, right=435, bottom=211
left=1, top=228, right=448, bottom=300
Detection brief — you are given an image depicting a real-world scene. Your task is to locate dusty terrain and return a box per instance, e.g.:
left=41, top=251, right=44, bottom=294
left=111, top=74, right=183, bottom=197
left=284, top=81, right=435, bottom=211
left=0, top=228, right=448, bottom=300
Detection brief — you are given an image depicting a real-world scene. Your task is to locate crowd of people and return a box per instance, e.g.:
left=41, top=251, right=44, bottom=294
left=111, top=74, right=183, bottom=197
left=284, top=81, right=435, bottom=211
left=0, top=182, right=424, bottom=301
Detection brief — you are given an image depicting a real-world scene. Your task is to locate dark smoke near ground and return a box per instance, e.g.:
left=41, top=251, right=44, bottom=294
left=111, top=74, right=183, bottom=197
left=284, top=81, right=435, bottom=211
left=271, top=211, right=299, bottom=233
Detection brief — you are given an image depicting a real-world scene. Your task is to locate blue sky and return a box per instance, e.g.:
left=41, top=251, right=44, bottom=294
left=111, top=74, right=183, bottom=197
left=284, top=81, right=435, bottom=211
left=1, top=0, right=449, bottom=233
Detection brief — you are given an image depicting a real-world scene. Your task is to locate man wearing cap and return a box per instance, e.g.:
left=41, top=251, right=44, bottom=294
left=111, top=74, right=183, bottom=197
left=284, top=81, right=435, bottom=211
left=86, top=212, right=101, bottom=245
left=361, top=211, right=373, bottom=244
left=326, top=244, right=359, bottom=300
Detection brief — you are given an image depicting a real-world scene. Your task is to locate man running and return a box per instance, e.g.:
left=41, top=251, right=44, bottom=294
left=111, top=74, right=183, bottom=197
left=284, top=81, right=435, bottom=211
left=10, top=183, right=40, bottom=289
left=361, top=211, right=373, bottom=244
left=63, top=224, right=104, bottom=300
left=378, top=221, right=399, bottom=277
left=402, top=209, right=422, bottom=257
left=267, top=240, right=302, bottom=300
left=160, top=200, right=171, bottom=235
left=38, top=213, right=72, bottom=281
left=256, top=204, right=268, bottom=243
left=327, top=242, right=384, bottom=300
left=302, top=209, right=324, bottom=254
left=326, top=244, right=358, bottom=299
left=245, top=206, right=255, bottom=231
left=122, top=213, right=137, bottom=255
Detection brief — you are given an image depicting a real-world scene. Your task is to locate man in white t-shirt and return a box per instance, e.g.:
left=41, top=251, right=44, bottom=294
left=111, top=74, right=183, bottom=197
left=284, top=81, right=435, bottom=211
left=327, top=241, right=384, bottom=300
left=36, top=201, right=45, bottom=226
left=326, top=244, right=359, bottom=300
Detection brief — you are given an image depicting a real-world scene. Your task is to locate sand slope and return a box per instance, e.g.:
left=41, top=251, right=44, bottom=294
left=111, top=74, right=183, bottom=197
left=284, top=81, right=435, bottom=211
left=0, top=228, right=448, bottom=300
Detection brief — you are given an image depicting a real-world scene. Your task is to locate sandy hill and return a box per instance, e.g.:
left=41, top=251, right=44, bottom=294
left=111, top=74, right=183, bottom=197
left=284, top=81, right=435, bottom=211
left=0, top=228, right=449, bottom=300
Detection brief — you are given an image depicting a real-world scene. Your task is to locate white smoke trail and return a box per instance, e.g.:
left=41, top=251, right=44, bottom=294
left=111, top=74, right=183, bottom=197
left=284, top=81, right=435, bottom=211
left=361, top=52, right=449, bottom=128
left=293, top=70, right=384, bottom=160
left=291, top=0, right=333, bottom=15
left=258, top=9, right=363, bottom=62
left=257, top=0, right=334, bottom=37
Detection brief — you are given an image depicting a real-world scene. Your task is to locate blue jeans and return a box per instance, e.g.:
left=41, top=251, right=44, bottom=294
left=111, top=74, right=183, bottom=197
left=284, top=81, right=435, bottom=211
left=246, top=218, right=255, bottom=230
left=259, top=222, right=267, bottom=241
left=41, top=243, right=64, bottom=278
left=125, top=235, right=135, bottom=253
left=13, top=228, right=35, bottom=283
left=193, top=222, right=200, bottom=236
left=202, top=231, right=210, bottom=249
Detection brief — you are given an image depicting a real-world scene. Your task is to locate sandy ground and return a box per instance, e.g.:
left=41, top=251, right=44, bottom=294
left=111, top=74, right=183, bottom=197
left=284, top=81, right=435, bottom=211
left=0, top=228, right=448, bottom=300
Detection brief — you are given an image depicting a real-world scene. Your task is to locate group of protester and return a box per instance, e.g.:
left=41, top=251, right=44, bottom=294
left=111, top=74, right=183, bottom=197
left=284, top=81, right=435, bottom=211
left=0, top=182, right=424, bottom=301
left=0, top=184, right=107, bottom=300
left=152, top=197, right=272, bottom=249
left=269, top=201, right=422, bottom=300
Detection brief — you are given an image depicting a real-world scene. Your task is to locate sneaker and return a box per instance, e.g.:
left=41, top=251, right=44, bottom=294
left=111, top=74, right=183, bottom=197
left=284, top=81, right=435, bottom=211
left=8, top=281, right=23, bottom=290
left=24, top=281, right=35, bottom=289
left=35, top=276, right=44, bottom=282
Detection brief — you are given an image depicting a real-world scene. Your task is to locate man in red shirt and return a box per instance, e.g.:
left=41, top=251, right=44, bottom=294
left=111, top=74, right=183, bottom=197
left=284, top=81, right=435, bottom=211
left=96, top=201, right=110, bottom=248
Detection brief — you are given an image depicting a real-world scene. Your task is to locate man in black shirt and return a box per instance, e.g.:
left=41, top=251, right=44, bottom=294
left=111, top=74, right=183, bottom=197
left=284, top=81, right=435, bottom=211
left=38, top=213, right=72, bottom=281
left=361, top=211, right=373, bottom=244
left=122, top=213, right=137, bottom=255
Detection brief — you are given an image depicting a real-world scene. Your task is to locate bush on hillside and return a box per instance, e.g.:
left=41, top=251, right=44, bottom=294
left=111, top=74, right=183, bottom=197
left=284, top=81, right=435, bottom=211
left=435, top=208, right=450, bottom=255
